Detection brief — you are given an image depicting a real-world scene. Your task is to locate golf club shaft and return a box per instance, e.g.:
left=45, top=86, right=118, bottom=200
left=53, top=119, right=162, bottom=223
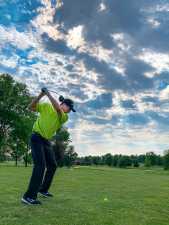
left=42, top=87, right=62, bottom=96
left=48, top=89, right=60, bottom=95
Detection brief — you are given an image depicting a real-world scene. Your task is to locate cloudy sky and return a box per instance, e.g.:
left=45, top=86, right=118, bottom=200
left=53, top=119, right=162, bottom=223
left=1, top=0, right=169, bottom=156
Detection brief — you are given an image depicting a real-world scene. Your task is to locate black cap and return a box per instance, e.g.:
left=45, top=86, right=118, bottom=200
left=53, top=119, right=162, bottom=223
left=59, top=96, right=76, bottom=112
left=64, top=99, right=76, bottom=112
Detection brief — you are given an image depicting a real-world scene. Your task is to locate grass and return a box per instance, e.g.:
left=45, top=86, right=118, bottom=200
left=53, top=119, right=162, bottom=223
left=0, top=165, right=169, bottom=225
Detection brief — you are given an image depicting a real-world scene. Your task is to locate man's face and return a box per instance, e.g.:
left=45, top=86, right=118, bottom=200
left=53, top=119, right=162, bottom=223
left=60, top=103, right=71, bottom=113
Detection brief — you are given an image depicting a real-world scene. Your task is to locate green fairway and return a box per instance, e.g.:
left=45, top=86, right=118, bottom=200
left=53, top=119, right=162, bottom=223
left=0, top=166, right=169, bottom=225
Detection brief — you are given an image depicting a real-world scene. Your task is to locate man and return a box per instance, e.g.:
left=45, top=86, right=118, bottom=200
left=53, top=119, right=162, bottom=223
left=22, top=88, right=76, bottom=205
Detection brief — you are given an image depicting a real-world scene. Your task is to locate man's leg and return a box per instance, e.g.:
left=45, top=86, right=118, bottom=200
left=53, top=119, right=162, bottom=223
left=23, top=134, right=46, bottom=199
left=39, top=141, right=57, bottom=193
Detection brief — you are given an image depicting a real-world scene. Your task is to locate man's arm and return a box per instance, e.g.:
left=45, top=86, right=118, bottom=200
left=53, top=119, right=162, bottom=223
left=46, top=92, right=63, bottom=114
left=28, top=92, right=45, bottom=112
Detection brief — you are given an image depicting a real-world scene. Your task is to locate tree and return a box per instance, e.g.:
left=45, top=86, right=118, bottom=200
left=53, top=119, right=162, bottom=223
left=144, top=152, right=156, bottom=167
left=133, top=159, right=140, bottom=167
left=52, top=127, right=77, bottom=168
left=164, top=150, right=169, bottom=170
left=81, top=156, right=93, bottom=165
left=23, top=149, right=32, bottom=167
left=118, top=156, right=132, bottom=168
left=156, top=155, right=163, bottom=166
left=130, top=155, right=140, bottom=167
left=102, top=154, right=113, bottom=166
left=0, top=74, right=35, bottom=165
left=52, top=127, right=71, bottom=167
left=144, top=157, right=151, bottom=167
left=92, top=156, right=101, bottom=165
left=138, top=154, right=146, bottom=164
left=64, top=145, right=78, bottom=167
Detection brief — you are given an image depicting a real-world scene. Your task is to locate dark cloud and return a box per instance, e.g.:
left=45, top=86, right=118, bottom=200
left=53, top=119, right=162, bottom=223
left=64, top=64, right=74, bottom=72
left=124, top=113, right=149, bottom=126
left=54, top=0, right=144, bottom=48
left=41, top=33, right=74, bottom=55
left=85, top=93, right=113, bottom=109
left=68, top=73, right=80, bottom=79
left=121, top=100, right=136, bottom=109
left=146, top=111, right=169, bottom=127
left=79, top=52, right=128, bottom=91
left=91, top=117, right=110, bottom=125
left=125, top=58, right=154, bottom=92
left=142, top=96, right=161, bottom=107
left=85, top=113, right=120, bottom=126
left=92, top=56, right=154, bottom=93
left=137, top=3, right=169, bottom=52
left=67, top=83, right=88, bottom=100
left=53, top=0, right=169, bottom=54
left=111, top=114, right=120, bottom=125
left=154, top=72, right=169, bottom=86
left=54, top=0, right=100, bottom=29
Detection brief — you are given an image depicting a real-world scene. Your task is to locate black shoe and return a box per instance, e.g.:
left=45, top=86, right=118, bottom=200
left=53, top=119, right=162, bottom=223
left=21, top=197, right=42, bottom=205
left=39, top=191, right=53, bottom=198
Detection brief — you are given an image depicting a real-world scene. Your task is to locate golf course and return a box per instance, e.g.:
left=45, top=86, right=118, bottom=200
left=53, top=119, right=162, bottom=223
left=0, top=165, right=169, bottom=225
left=1, top=0, right=169, bottom=224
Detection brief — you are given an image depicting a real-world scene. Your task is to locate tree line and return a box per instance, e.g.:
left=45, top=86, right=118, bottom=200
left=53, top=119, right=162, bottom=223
left=76, top=151, right=169, bottom=170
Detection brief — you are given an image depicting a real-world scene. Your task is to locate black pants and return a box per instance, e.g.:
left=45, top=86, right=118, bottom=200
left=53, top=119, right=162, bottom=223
left=24, top=133, right=57, bottom=199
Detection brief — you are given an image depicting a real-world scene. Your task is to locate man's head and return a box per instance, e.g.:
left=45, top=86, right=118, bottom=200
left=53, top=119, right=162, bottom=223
left=59, top=96, right=76, bottom=113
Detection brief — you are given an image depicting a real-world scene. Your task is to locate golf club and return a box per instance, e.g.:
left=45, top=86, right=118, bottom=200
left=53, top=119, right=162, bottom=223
left=41, top=87, right=65, bottom=102
left=41, top=87, right=59, bottom=95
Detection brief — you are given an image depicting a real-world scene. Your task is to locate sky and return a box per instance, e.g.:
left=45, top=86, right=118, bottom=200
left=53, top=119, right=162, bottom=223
left=0, top=0, right=169, bottom=156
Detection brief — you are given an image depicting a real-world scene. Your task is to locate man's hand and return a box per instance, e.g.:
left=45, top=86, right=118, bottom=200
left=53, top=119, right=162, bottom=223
left=41, top=87, right=63, bottom=114
left=41, top=87, right=49, bottom=96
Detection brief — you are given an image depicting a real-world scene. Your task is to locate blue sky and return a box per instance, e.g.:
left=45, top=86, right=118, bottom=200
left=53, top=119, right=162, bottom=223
left=1, top=0, right=169, bottom=156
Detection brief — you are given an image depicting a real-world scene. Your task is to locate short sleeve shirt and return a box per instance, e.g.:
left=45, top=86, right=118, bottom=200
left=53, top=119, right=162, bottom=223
left=32, top=102, right=68, bottom=140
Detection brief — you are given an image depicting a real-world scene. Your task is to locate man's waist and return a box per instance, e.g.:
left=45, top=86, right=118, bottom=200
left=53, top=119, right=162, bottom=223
left=32, top=131, right=50, bottom=142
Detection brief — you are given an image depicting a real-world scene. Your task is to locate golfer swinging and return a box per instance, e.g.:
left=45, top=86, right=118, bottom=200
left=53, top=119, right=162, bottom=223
left=22, top=88, right=76, bottom=205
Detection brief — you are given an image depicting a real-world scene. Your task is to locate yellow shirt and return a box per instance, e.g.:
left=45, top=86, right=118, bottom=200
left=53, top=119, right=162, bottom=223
left=32, top=102, right=68, bottom=140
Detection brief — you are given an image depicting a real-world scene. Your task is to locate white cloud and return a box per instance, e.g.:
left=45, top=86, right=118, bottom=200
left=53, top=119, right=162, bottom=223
left=67, top=25, right=85, bottom=49
left=147, top=18, right=160, bottom=28
left=98, top=2, right=107, bottom=12
left=0, top=55, right=18, bottom=69
left=155, top=4, right=169, bottom=12
left=160, top=86, right=169, bottom=100
left=0, top=25, right=37, bottom=49
left=139, top=49, right=169, bottom=74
